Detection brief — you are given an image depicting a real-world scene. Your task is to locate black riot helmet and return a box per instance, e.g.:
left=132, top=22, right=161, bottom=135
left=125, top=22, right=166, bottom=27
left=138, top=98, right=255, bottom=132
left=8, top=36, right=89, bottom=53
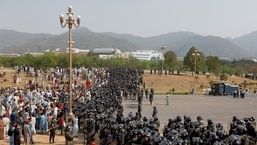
left=168, top=118, right=174, bottom=123
left=207, top=119, right=213, bottom=125
left=232, top=140, right=241, bottom=145
left=143, top=117, right=148, bottom=122
left=176, top=116, right=182, bottom=122
left=144, top=131, right=151, bottom=137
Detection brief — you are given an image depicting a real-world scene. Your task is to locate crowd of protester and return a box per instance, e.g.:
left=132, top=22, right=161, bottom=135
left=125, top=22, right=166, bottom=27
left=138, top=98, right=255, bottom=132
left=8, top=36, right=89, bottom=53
left=0, top=66, right=96, bottom=144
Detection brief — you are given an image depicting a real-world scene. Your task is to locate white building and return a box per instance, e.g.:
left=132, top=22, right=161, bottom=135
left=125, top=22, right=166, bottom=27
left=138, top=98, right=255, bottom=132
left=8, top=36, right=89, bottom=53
left=92, top=48, right=122, bottom=59
left=24, top=52, right=44, bottom=56
left=66, top=48, right=90, bottom=54
left=129, top=50, right=163, bottom=61
left=0, top=53, right=20, bottom=57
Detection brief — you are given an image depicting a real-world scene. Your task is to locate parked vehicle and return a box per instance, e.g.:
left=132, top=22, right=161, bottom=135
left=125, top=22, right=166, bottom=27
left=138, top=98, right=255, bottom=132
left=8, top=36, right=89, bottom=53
left=209, top=82, right=238, bottom=96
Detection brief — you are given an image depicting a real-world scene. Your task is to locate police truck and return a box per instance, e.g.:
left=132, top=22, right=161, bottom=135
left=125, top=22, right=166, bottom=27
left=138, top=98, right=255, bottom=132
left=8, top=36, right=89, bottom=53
left=209, top=82, right=238, bottom=96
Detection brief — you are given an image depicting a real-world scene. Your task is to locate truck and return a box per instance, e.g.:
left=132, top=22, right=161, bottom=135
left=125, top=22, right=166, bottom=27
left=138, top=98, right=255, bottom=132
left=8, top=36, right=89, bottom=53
left=209, top=82, right=239, bottom=96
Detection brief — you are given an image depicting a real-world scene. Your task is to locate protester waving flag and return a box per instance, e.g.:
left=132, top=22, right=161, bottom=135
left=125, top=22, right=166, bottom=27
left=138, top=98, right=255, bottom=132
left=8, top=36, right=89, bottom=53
left=85, top=74, right=90, bottom=87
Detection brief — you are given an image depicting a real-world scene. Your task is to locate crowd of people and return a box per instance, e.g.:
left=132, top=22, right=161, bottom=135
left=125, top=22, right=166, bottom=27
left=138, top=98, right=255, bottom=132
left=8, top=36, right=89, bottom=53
left=0, top=66, right=257, bottom=145
left=0, top=66, right=98, bottom=145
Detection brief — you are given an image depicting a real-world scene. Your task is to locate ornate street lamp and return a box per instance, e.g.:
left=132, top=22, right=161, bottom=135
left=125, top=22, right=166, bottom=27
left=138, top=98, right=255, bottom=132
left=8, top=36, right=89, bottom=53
left=59, top=5, right=81, bottom=118
left=160, top=43, right=166, bottom=75
left=192, top=49, right=200, bottom=92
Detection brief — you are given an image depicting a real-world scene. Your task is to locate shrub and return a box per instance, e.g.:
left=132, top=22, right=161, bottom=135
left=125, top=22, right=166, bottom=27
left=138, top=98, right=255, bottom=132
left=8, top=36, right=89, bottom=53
left=220, top=74, right=228, bottom=81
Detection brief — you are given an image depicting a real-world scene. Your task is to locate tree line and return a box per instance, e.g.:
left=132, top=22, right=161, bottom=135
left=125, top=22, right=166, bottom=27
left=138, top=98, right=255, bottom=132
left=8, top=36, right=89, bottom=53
left=0, top=46, right=256, bottom=78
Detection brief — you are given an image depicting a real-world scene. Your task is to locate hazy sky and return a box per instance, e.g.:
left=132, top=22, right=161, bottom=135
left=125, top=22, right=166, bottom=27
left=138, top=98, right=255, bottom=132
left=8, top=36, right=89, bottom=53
left=1, top=0, right=257, bottom=38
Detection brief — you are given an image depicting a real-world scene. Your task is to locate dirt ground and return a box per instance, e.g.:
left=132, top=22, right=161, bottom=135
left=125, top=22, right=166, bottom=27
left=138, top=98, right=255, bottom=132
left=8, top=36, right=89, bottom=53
left=144, top=72, right=257, bottom=94
left=0, top=131, right=89, bottom=145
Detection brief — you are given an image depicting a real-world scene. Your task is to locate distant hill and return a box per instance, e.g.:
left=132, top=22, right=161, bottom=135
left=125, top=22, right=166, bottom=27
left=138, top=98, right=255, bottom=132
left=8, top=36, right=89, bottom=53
left=0, top=29, right=54, bottom=53
left=104, top=31, right=199, bottom=50
left=104, top=32, right=248, bottom=58
left=175, top=35, right=249, bottom=58
left=0, top=28, right=138, bottom=53
left=232, top=31, right=257, bottom=57
left=0, top=27, right=254, bottom=58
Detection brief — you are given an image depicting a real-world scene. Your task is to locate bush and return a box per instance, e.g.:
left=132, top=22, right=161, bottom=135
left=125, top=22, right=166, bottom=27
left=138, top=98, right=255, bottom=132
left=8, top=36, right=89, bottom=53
left=172, top=88, right=175, bottom=93
left=220, top=74, right=228, bottom=81
left=209, top=81, right=214, bottom=85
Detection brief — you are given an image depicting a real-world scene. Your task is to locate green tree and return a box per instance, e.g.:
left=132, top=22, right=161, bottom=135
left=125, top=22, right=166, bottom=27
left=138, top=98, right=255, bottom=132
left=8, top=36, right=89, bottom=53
left=183, top=47, right=205, bottom=74
left=126, top=58, right=143, bottom=69
left=0, top=57, right=12, bottom=67
left=106, top=57, right=125, bottom=67
left=205, top=56, right=221, bottom=75
left=149, top=60, right=159, bottom=70
left=23, top=54, right=35, bottom=67
left=73, top=55, right=86, bottom=67
left=164, top=50, right=177, bottom=70
left=58, top=54, right=69, bottom=67
left=140, top=60, right=150, bottom=70
left=41, top=52, right=58, bottom=67
left=221, top=65, right=235, bottom=76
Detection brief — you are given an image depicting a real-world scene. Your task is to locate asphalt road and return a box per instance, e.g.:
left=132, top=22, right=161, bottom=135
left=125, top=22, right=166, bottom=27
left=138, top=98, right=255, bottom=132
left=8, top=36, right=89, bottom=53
left=122, top=93, right=257, bottom=130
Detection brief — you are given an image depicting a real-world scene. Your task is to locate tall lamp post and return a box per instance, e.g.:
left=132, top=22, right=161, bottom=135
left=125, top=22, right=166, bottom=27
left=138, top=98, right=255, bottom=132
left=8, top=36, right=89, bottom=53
left=192, top=49, right=200, bottom=92
left=59, top=5, right=81, bottom=118
left=160, top=43, right=166, bottom=75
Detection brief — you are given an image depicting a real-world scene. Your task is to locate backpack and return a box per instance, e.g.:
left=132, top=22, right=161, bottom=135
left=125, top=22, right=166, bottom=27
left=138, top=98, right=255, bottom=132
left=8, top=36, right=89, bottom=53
left=8, top=127, right=13, bottom=136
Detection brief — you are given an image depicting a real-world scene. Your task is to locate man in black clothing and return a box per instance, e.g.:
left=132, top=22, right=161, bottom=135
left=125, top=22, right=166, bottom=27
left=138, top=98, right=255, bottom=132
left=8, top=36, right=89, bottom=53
left=150, top=88, right=154, bottom=95
left=149, top=93, right=153, bottom=105
left=152, top=106, right=158, bottom=118
left=13, top=123, right=21, bottom=145
left=49, top=117, right=57, bottom=144
left=137, top=104, right=142, bottom=119
left=145, top=89, right=149, bottom=99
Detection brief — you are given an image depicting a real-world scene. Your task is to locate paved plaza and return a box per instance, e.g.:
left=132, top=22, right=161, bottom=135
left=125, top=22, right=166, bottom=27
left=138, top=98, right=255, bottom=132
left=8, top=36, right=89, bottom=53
left=122, top=93, right=257, bottom=130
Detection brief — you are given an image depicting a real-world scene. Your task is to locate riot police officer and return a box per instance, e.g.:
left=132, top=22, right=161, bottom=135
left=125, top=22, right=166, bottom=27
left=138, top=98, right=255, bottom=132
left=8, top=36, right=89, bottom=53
left=64, top=118, right=74, bottom=145
left=145, top=89, right=149, bottom=99
left=152, top=106, right=158, bottom=118
left=149, top=93, right=153, bottom=105
left=142, top=132, right=153, bottom=145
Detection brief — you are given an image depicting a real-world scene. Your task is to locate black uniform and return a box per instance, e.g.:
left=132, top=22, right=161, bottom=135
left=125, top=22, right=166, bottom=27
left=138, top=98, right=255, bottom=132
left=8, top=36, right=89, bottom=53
left=149, top=93, right=153, bottom=105
left=14, top=127, right=21, bottom=145
left=49, top=120, right=56, bottom=143
left=65, top=125, right=74, bottom=145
